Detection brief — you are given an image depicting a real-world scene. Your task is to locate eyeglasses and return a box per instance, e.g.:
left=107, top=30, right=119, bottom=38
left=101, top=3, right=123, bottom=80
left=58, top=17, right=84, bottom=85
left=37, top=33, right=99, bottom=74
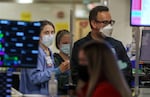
left=95, top=20, right=115, bottom=25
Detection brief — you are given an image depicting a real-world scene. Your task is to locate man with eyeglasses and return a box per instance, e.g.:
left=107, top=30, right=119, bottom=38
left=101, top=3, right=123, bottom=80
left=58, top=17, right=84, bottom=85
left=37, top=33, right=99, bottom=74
left=71, top=6, right=133, bottom=89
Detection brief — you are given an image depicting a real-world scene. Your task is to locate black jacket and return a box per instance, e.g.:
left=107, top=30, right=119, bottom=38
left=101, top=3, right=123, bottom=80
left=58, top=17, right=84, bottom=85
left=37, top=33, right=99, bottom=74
left=53, top=53, right=69, bottom=95
left=71, top=32, right=133, bottom=86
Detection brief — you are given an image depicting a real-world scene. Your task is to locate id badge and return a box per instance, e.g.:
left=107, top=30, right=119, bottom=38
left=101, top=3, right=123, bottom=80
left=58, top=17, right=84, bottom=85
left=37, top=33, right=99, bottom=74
left=45, top=56, right=53, bottom=67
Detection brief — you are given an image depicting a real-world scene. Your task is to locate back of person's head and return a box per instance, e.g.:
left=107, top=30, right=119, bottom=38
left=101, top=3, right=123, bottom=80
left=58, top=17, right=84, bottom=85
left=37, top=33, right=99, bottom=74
left=81, top=40, right=132, bottom=97
left=89, top=6, right=109, bottom=29
left=55, top=29, right=70, bottom=49
left=82, top=40, right=112, bottom=79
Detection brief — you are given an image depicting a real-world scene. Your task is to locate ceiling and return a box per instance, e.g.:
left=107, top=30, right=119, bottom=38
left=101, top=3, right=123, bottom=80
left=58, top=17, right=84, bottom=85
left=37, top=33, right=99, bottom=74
left=0, top=0, right=101, bottom=4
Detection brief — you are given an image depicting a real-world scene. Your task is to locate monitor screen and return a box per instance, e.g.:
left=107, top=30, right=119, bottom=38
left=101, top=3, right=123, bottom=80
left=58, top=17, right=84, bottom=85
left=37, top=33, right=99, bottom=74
left=140, top=30, right=150, bottom=63
left=0, top=19, right=40, bottom=68
left=131, top=0, right=150, bottom=26
left=0, top=72, right=12, bottom=97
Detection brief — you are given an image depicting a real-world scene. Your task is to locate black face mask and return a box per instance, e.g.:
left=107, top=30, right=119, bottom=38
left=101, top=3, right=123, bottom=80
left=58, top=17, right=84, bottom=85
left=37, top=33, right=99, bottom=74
left=78, top=65, right=89, bottom=82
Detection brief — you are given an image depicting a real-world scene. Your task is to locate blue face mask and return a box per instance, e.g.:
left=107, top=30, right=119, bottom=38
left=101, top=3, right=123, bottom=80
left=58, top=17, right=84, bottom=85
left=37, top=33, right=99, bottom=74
left=42, top=34, right=54, bottom=47
left=60, top=44, right=70, bottom=56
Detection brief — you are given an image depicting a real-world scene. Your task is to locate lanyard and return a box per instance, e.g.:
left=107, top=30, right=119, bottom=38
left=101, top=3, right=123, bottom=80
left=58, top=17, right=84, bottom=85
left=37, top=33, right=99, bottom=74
left=44, top=49, right=52, bottom=67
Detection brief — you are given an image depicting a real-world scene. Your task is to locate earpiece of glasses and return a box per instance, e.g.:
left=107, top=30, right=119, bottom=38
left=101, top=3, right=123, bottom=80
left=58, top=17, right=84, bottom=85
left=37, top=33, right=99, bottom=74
left=95, top=20, right=115, bottom=25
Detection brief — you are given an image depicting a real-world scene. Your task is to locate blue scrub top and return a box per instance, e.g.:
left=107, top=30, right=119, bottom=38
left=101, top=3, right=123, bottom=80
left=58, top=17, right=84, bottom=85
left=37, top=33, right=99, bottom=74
left=19, top=46, right=61, bottom=95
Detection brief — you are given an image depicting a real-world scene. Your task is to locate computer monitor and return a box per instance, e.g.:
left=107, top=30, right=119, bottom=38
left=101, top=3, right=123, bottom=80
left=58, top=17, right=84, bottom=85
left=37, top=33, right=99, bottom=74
left=0, top=72, right=12, bottom=97
left=140, top=30, right=150, bottom=64
left=130, top=0, right=150, bottom=26
left=0, top=19, right=40, bottom=68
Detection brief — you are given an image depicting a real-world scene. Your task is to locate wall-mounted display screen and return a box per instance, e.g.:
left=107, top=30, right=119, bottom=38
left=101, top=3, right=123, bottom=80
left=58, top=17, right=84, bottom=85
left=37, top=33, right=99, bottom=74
left=131, top=0, right=150, bottom=26
left=0, top=19, right=40, bottom=68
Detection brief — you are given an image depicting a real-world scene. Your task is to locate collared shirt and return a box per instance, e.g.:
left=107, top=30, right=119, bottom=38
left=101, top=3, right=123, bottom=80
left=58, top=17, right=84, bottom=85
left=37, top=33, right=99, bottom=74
left=20, top=46, right=61, bottom=95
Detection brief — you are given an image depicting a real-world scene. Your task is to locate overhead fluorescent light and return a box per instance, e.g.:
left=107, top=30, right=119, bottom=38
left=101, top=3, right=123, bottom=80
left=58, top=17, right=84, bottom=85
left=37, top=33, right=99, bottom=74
left=16, top=0, right=33, bottom=4
left=103, top=0, right=109, bottom=6
left=87, top=2, right=102, bottom=10
left=75, top=5, right=89, bottom=18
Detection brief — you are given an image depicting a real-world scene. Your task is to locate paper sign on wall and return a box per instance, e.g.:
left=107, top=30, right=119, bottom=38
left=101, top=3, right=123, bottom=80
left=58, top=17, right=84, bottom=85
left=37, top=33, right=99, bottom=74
left=55, top=22, right=69, bottom=32
left=20, top=12, right=32, bottom=21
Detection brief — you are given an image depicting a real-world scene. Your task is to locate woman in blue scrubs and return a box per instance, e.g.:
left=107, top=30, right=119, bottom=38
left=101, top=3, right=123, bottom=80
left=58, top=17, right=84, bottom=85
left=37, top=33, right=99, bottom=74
left=19, top=20, right=70, bottom=95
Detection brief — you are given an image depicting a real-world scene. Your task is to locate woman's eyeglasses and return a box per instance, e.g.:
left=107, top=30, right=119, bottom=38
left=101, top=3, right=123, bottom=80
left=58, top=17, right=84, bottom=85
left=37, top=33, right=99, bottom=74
left=95, top=20, right=115, bottom=26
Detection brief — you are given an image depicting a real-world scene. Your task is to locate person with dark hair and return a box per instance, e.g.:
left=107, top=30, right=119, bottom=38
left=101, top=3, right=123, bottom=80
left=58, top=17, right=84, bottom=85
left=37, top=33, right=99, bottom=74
left=53, top=29, right=70, bottom=95
left=19, top=20, right=70, bottom=95
left=78, top=41, right=132, bottom=97
left=71, top=6, right=132, bottom=88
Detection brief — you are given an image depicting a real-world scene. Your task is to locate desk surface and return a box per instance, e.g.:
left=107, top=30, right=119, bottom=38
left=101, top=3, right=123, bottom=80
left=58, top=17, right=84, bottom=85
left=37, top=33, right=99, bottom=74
left=12, top=87, right=76, bottom=97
